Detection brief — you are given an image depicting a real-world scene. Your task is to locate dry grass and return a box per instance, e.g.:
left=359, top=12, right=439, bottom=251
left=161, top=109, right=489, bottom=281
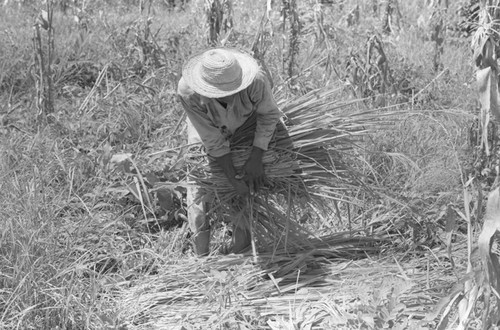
left=0, top=0, right=489, bottom=329
left=117, top=233, right=472, bottom=329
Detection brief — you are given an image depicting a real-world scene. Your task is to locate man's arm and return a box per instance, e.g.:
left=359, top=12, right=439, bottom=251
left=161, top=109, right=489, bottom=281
left=178, top=78, right=248, bottom=195
left=250, top=71, right=282, bottom=151
left=243, top=71, right=281, bottom=192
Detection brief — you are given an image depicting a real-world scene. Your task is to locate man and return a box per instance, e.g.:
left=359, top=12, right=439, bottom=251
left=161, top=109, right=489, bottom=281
left=177, top=47, right=282, bottom=256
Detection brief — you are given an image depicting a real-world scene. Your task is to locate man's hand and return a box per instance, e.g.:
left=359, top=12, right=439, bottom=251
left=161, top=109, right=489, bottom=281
left=215, top=153, right=249, bottom=196
left=231, top=178, right=249, bottom=196
left=240, top=147, right=265, bottom=194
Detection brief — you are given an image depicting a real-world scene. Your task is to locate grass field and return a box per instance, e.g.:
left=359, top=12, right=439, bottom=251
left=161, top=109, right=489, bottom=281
left=0, top=0, right=496, bottom=329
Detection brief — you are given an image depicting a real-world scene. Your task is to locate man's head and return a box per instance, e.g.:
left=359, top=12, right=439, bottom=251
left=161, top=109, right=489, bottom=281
left=182, top=48, right=259, bottom=99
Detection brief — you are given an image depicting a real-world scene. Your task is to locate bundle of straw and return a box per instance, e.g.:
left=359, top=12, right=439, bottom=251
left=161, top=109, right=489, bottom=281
left=118, top=235, right=430, bottom=330
left=188, top=87, right=388, bottom=252
left=117, top=233, right=471, bottom=329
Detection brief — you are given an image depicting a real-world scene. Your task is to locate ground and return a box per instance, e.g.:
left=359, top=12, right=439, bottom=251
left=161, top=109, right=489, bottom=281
left=0, top=0, right=496, bottom=329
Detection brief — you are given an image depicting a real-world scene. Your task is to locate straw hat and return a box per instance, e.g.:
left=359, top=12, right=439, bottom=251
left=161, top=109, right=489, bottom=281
left=182, top=48, right=260, bottom=98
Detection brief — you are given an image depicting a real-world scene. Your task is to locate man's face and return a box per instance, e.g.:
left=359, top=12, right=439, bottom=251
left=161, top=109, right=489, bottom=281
left=199, top=95, right=212, bottom=106
left=199, top=94, right=234, bottom=106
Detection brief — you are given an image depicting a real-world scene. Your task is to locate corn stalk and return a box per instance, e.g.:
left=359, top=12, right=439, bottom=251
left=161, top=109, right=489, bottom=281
left=422, top=3, right=500, bottom=326
left=430, top=0, right=449, bottom=71
left=372, top=0, right=378, bottom=16
left=345, top=35, right=394, bottom=105
left=435, top=1, right=500, bottom=329
left=477, top=187, right=500, bottom=328
left=312, top=1, right=327, bottom=43
left=281, top=0, right=300, bottom=86
left=205, top=0, right=233, bottom=46
left=470, top=0, right=500, bottom=177
left=250, top=0, right=275, bottom=60
left=33, top=1, right=55, bottom=123
left=380, top=0, right=401, bottom=34
left=474, top=2, right=500, bottom=328
left=249, top=2, right=274, bottom=86
left=346, top=4, right=360, bottom=27
left=380, top=0, right=393, bottom=34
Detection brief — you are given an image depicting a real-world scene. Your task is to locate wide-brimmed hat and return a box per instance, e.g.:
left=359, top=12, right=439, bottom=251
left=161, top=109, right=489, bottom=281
left=182, top=48, right=260, bottom=98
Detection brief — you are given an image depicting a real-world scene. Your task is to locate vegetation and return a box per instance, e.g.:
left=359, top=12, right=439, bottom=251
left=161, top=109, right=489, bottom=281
left=0, top=0, right=498, bottom=329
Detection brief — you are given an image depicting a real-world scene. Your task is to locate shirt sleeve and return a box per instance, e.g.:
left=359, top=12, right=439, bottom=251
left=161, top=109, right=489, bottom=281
left=177, top=78, right=231, bottom=157
left=248, top=70, right=282, bottom=150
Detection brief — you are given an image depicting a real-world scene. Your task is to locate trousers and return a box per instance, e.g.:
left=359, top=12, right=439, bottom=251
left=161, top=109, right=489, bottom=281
left=186, top=119, right=211, bottom=256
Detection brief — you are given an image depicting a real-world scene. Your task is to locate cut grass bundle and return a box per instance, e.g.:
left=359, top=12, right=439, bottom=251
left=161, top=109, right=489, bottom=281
left=117, top=232, right=388, bottom=330
left=187, top=87, right=393, bottom=252
left=117, top=231, right=466, bottom=329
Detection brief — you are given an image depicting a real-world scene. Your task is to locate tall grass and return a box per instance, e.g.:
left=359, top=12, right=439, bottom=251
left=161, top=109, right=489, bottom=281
left=0, top=0, right=480, bottom=328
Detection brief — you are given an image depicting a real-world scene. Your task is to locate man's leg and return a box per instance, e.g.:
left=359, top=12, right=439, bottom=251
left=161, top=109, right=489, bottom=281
left=187, top=119, right=210, bottom=256
left=186, top=187, right=210, bottom=256
left=232, top=224, right=251, bottom=253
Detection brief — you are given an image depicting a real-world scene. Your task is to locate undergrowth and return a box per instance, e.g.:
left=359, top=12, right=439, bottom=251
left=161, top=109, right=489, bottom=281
left=0, top=0, right=481, bottom=329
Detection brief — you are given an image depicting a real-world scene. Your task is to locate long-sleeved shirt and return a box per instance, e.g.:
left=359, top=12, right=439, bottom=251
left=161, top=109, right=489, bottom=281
left=177, top=68, right=281, bottom=158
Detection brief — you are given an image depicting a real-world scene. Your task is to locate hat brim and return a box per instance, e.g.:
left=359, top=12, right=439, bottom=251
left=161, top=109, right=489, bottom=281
left=182, top=48, right=260, bottom=98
